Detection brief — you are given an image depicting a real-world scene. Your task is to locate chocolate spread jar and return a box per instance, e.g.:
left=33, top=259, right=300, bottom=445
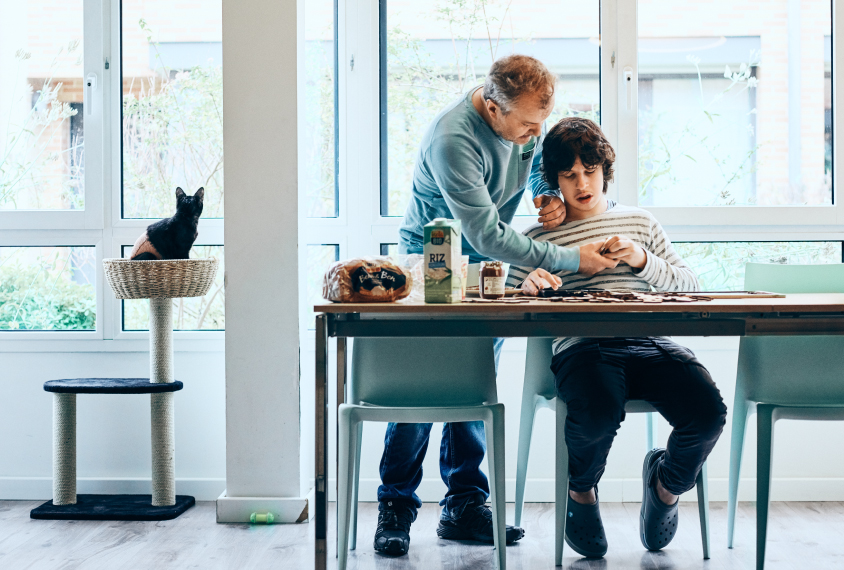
left=480, top=261, right=505, bottom=299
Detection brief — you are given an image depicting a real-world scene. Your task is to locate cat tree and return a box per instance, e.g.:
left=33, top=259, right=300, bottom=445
left=30, top=258, right=219, bottom=521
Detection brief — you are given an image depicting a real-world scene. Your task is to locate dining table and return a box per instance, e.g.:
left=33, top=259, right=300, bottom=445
left=312, top=293, right=844, bottom=569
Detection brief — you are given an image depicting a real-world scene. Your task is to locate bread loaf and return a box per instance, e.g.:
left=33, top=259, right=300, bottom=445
left=322, top=257, right=413, bottom=303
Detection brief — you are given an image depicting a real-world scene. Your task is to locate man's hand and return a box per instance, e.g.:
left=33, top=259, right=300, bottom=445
left=520, top=268, right=563, bottom=296
left=601, top=235, right=647, bottom=269
left=578, top=240, right=619, bottom=276
left=534, top=195, right=566, bottom=229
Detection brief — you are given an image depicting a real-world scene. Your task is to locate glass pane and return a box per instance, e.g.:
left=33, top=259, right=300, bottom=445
left=307, top=244, right=339, bottom=328
left=122, top=245, right=225, bottom=330
left=675, top=242, right=842, bottom=291
left=121, top=2, right=223, bottom=218
left=303, top=0, right=337, bottom=217
left=383, top=0, right=600, bottom=216
left=0, top=0, right=84, bottom=210
left=0, top=247, right=95, bottom=330
left=638, top=2, right=832, bottom=206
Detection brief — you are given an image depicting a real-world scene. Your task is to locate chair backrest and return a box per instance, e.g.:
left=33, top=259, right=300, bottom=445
left=738, top=263, right=844, bottom=405
left=350, top=337, right=498, bottom=407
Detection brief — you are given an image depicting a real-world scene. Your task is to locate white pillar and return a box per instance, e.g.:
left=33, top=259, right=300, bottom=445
left=217, top=0, right=305, bottom=523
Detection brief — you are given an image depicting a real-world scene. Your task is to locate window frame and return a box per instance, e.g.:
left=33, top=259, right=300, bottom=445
left=615, top=0, right=843, bottom=233
left=325, top=0, right=844, bottom=277
left=0, top=0, right=224, bottom=346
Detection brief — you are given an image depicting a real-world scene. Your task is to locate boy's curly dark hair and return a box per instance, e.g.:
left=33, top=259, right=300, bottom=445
left=542, top=117, right=615, bottom=193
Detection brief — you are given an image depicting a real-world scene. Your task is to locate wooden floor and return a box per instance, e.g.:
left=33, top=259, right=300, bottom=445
left=3, top=501, right=844, bottom=569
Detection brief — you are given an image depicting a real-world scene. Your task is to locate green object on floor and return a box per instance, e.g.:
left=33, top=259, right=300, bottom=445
left=337, top=337, right=507, bottom=570
left=513, top=337, right=710, bottom=565
left=727, top=263, right=844, bottom=570
left=250, top=512, right=274, bottom=524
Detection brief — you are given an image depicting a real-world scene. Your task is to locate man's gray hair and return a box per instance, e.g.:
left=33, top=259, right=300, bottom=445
left=483, top=54, right=555, bottom=114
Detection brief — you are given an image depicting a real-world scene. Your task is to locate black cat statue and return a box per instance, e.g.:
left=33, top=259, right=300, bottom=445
left=129, top=187, right=204, bottom=260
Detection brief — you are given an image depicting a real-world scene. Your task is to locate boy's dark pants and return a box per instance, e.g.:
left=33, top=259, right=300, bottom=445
left=552, top=337, right=727, bottom=496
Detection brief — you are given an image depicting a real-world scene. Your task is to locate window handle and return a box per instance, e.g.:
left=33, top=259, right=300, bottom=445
left=624, top=66, right=633, bottom=111
left=86, top=73, right=98, bottom=116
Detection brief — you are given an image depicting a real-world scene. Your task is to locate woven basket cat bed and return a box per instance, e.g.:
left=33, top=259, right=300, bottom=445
left=103, top=258, right=218, bottom=299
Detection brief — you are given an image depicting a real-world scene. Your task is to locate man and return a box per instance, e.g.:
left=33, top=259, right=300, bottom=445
left=374, top=55, right=617, bottom=557
left=510, top=117, right=727, bottom=558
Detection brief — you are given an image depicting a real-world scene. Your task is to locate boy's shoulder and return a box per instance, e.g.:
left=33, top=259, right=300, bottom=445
left=522, top=202, right=657, bottom=240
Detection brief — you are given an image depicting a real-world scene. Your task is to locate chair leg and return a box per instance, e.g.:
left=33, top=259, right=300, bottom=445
left=727, top=399, right=751, bottom=548
left=485, top=404, right=507, bottom=570
left=756, top=405, right=776, bottom=570
left=646, top=411, right=658, bottom=451
left=349, top=422, right=363, bottom=550
left=515, top=395, right=540, bottom=527
left=695, top=461, right=710, bottom=559
left=555, top=403, right=569, bottom=567
left=337, top=407, right=358, bottom=570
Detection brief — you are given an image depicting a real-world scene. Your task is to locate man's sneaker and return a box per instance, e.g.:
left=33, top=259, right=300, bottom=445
left=374, top=500, right=415, bottom=556
left=436, top=496, right=525, bottom=545
left=640, top=448, right=680, bottom=551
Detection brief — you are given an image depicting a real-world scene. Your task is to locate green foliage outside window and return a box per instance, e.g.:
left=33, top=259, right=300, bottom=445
left=674, top=242, right=841, bottom=291
left=0, top=247, right=95, bottom=330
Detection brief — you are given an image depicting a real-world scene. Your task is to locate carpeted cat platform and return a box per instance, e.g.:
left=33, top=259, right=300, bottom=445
left=30, top=494, right=195, bottom=521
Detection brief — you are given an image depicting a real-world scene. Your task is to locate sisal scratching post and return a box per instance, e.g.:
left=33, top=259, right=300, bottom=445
left=149, top=297, right=175, bottom=506
left=53, top=393, right=77, bottom=505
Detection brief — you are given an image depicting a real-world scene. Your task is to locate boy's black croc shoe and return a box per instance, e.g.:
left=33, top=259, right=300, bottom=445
left=640, top=448, right=680, bottom=551
left=436, top=496, right=525, bottom=545
left=564, top=488, right=608, bottom=558
left=374, top=500, right=415, bottom=556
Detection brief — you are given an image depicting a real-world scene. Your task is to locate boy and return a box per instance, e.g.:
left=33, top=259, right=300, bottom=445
left=507, top=117, right=727, bottom=558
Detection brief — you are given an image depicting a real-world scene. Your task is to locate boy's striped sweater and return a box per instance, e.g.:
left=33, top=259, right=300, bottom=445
left=506, top=202, right=700, bottom=355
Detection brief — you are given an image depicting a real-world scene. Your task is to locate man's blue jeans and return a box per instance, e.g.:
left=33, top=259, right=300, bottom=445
left=377, top=338, right=504, bottom=513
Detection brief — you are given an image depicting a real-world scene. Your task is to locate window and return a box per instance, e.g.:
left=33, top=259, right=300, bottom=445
left=381, top=0, right=600, bottom=217
left=120, top=1, right=223, bottom=219
left=302, top=0, right=337, bottom=218
left=0, top=246, right=95, bottom=330
left=675, top=242, right=842, bottom=291
left=638, top=2, right=833, bottom=207
left=0, top=0, right=85, bottom=211
left=318, top=0, right=843, bottom=311
left=299, top=0, right=338, bottom=333
left=1, top=0, right=224, bottom=341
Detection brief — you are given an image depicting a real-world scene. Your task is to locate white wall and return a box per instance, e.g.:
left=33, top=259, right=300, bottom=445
left=302, top=337, right=844, bottom=504
left=5, top=338, right=844, bottom=503
left=0, top=346, right=226, bottom=500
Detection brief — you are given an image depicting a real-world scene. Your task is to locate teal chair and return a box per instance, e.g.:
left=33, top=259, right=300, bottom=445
left=337, top=337, right=507, bottom=570
left=514, top=337, right=711, bottom=565
left=727, top=263, right=844, bottom=570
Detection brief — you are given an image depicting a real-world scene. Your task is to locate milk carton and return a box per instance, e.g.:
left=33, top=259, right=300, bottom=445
left=424, top=218, right=463, bottom=303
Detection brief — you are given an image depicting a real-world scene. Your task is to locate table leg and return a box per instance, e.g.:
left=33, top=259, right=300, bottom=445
left=315, top=314, right=329, bottom=570
left=336, top=337, right=347, bottom=553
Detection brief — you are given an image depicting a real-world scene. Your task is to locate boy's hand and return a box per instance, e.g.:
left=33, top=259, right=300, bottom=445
left=578, top=240, right=619, bottom=276
left=521, top=269, right=563, bottom=296
left=601, top=236, right=647, bottom=269
left=534, top=195, right=566, bottom=229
